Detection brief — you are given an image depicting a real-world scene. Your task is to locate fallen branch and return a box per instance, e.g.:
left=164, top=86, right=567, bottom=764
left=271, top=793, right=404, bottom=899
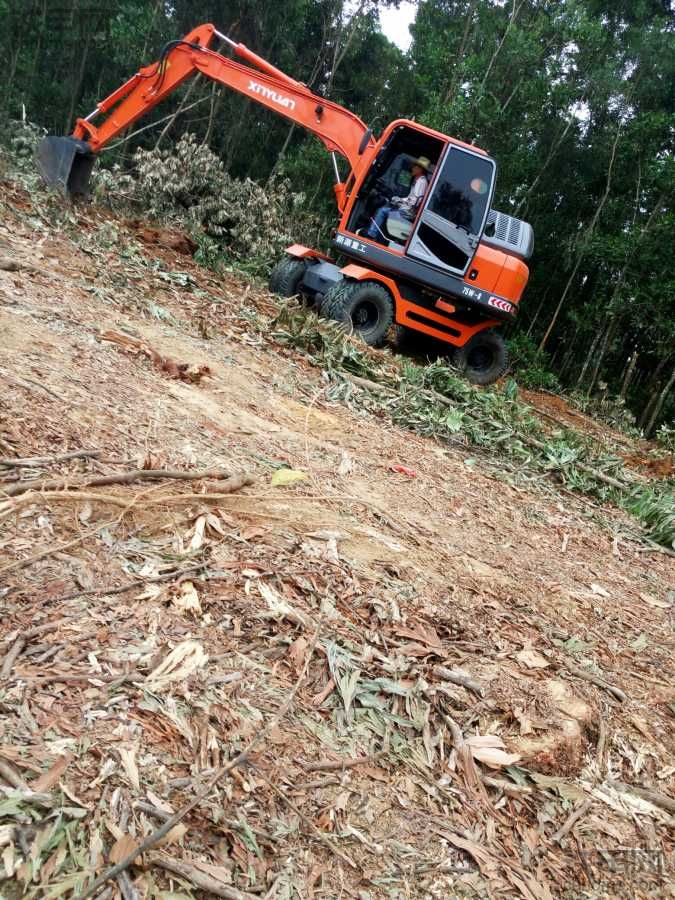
left=1, top=638, right=25, bottom=679
left=0, top=759, right=29, bottom=790
left=0, top=518, right=118, bottom=577
left=0, top=477, right=255, bottom=577
left=433, top=665, right=485, bottom=697
left=557, top=658, right=626, bottom=702
left=299, top=750, right=386, bottom=772
left=550, top=798, right=593, bottom=845
left=74, top=615, right=324, bottom=900
left=1, top=617, right=72, bottom=677
left=0, top=256, right=36, bottom=272
left=482, top=776, right=533, bottom=797
left=2, top=477, right=255, bottom=511
left=596, top=717, right=608, bottom=776
left=11, top=669, right=140, bottom=687
left=292, top=776, right=341, bottom=792
left=0, top=449, right=101, bottom=469
left=135, top=801, right=277, bottom=843
left=148, top=855, right=257, bottom=900
left=0, top=369, right=67, bottom=403
left=607, top=779, right=675, bottom=814
left=2, top=466, right=243, bottom=497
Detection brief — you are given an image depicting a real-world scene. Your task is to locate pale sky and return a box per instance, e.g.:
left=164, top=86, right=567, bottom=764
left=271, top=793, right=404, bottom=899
left=379, top=1, right=417, bottom=51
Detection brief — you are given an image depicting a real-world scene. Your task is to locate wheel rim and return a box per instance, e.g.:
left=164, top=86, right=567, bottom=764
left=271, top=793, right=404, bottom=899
left=467, top=344, right=496, bottom=372
left=352, top=299, right=379, bottom=331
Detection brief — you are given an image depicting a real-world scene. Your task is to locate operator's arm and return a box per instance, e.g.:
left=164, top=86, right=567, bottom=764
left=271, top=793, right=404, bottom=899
left=396, top=175, right=429, bottom=217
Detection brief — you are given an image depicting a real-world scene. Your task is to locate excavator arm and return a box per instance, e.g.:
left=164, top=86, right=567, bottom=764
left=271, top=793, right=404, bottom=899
left=37, top=23, right=375, bottom=204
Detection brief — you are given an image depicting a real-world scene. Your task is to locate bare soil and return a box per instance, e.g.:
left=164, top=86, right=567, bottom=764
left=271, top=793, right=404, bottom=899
left=0, top=182, right=673, bottom=899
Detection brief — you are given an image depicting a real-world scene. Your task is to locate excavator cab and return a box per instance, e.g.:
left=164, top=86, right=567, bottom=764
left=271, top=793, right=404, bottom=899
left=288, top=120, right=533, bottom=384
left=345, top=123, right=496, bottom=273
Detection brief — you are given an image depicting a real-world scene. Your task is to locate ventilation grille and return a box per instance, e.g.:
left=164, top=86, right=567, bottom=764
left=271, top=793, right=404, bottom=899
left=483, top=210, right=534, bottom=261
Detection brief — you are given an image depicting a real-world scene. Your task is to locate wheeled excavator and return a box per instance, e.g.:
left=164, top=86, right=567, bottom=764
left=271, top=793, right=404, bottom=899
left=37, top=22, right=534, bottom=384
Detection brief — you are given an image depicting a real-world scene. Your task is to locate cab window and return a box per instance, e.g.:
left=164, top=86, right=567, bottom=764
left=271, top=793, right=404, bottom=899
left=429, top=148, right=493, bottom=236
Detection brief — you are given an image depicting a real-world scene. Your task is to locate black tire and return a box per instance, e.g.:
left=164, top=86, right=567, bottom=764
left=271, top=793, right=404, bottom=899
left=269, top=255, right=307, bottom=297
left=321, top=279, right=394, bottom=347
left=455, top=329, right=509, bottom=386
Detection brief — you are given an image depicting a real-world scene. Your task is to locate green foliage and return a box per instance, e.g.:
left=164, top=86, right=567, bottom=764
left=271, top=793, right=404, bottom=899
left=507, top=334, right=561, bottom=392
left=267, top=299, right=672, bottom=547
left=2, top=118, right=46, bottom=168
left=94, top=133, right=323, bottom=273
left=625, top=485, right=675, bottom=550
left=193, top=233, right=223, bottom=271
left=271, top=300, right=378, bottom=378
left=655, top=424, right=675, bottom=453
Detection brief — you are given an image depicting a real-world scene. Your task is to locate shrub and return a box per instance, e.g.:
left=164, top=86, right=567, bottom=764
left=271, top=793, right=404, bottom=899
left=655, top=423, right=675, bottom=452
left=625, top=484, right=675, bottom=549
left=507, top=333, right=561, bottom=391
left=95, top=133, right=323, bottom=273
left=568, top=390, right=639, bottom=435
left=2, top=118, right=47, bottom=168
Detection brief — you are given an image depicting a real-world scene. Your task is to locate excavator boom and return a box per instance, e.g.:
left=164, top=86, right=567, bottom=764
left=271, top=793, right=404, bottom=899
left=37, top=23, right=375, bottom=199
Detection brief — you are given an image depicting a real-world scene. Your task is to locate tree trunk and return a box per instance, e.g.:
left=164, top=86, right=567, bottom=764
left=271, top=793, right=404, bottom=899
left=515, top=114, right=576, bottom=217
left=638, top=355, right=670, bottom=429
left=619, top=350, right=638, bottom=400
left=539, top=120, right=622, bottom=351
left=202, top=81, right=220, bottom=147
left=538, top=264, right=581, bottom=351
left=575, top=328, right=603, bottom=390
left=65, top=1, right=93, bottom=133
left=443, top=0, right=478, bottom=105
left=585, top=189, right=664, bottom=394
left=525, top=287, right=549, bottom=337
left=476, top=0, right=525, bottom=99
left=559, top=325, right=581, bottom=381
left=587, top=314, right=619, bottom=395
left=644, top=367, right=675, bottom=437
left=155, top=76, right=201, bottom=149
left=268, top=124, right=297, bottom=180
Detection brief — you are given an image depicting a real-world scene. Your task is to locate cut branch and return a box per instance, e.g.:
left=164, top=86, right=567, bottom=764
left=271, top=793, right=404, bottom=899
left=433, top=665, right=485, bottom=697
left=300, top=751, right=387, bottom=772
left=2, top=466, right=246, bottom=498
left=149, top=855, right=257, bottom=900
left=0, top=449, right=101, bottom=468
left=557, top=658, right=626, bottom=702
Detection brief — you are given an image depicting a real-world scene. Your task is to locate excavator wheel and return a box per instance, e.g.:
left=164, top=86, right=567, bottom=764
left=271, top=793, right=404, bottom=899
left=454, top=329, right=509, bottom=386
left=321, top=279, right=394, bottom=347
left=269, top=255, right=307, bottom=297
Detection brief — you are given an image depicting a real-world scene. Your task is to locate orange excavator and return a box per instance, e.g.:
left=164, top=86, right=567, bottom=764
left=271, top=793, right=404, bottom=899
left=37, top=22, right=533, bottom=384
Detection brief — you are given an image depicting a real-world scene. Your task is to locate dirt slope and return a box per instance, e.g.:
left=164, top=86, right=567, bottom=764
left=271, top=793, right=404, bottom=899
left=1, top=184, right=673, bottom=899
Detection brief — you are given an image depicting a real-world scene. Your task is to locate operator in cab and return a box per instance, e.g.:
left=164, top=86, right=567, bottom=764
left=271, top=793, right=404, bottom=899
left=365, top=156, right=431, bottom=243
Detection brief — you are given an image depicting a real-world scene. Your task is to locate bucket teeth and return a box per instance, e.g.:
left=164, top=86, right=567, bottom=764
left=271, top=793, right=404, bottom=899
left=35, top=137, right=95, bottom=199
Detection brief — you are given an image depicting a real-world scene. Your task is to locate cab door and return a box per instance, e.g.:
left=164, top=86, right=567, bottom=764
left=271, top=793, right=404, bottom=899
left=407, top=145, right=496, bottom=276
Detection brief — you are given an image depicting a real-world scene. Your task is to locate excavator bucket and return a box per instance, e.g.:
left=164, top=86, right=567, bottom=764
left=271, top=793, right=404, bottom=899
left=35, top=137, right=96, bottom=199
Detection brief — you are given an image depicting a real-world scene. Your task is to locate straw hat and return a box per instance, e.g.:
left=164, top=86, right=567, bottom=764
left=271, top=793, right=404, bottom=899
left=411, top=156, right=431, bottom=172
